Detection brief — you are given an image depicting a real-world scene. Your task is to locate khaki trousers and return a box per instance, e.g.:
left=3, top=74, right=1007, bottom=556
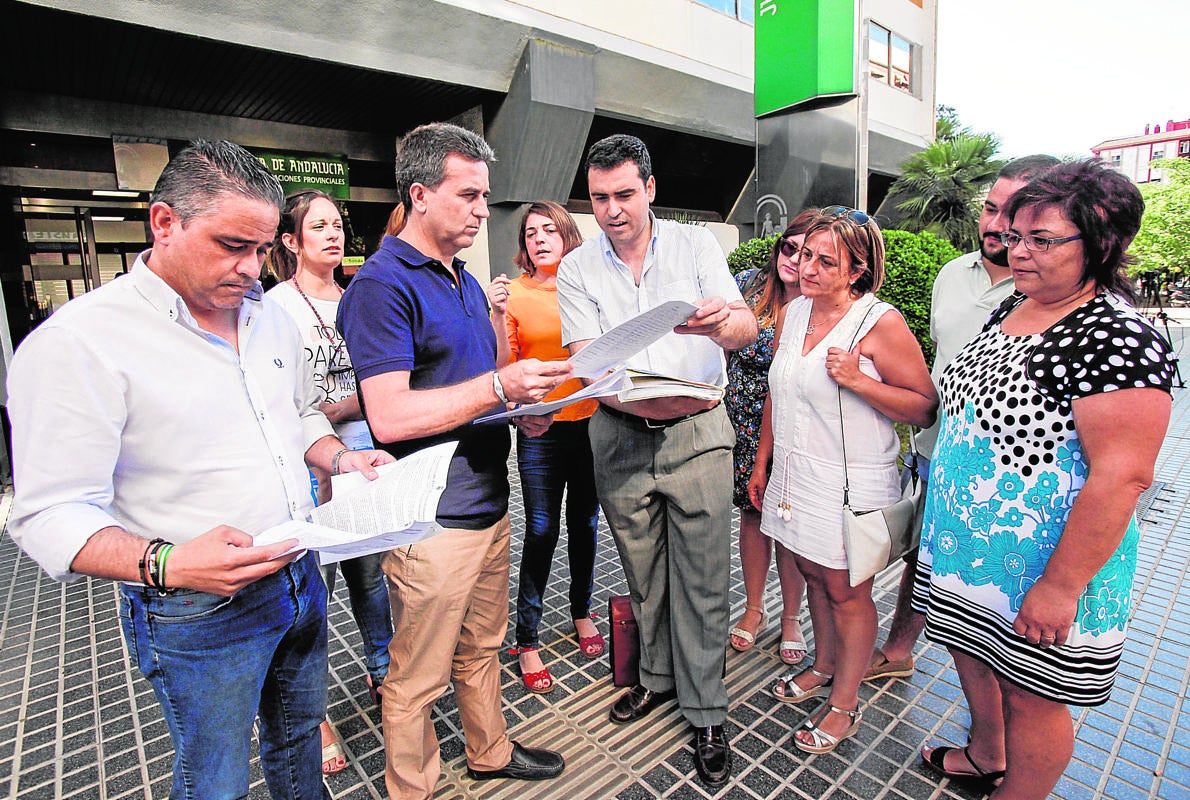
left=380, top=516, right=515, bottom=799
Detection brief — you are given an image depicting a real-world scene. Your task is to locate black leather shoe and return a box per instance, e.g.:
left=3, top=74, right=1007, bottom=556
left=608, top=685, right=677, bottom=724
left=466, top=741, right=565, bottom=781
left=693, top=725, right=731, bottom=787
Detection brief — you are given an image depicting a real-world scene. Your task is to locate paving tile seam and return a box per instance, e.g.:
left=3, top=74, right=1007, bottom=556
left=0, top=496, right=20, bottom=656
left=5, top=541, right=46, bottom=799
left=1129, top=496, right=1190, bottom=792
left=1074, top=389, right=1190, bottom=800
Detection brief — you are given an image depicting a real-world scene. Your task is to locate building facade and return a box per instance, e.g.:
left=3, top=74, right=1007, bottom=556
left=0, top=0, right=938, bottom=480
left=753, top=0, right=937, bottom=232
left=1, top=0, right=762, bottom=353
left=1092, top=118, right=1190, bottom=184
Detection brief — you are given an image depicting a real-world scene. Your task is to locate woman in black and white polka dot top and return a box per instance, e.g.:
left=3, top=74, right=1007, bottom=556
left=913, top=159, right=1176, bottom=799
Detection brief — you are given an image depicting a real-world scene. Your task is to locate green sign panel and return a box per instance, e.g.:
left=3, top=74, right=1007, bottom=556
left=755, top=0, right=856, bottom=117
left=253, top=150, right=350, bottom=200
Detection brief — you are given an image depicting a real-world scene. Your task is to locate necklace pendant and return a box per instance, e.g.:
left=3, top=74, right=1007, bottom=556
left=806, top=323, right=815, bottom=335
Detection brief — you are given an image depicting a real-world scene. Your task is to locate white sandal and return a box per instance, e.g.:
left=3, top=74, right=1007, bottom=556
left=729, top=603, right=768, bottom=652
left=795, top=703, right=862, bottom=754
left=772, top=666, right=832, bottom=703
left=779, top=614, right=808, bottom=665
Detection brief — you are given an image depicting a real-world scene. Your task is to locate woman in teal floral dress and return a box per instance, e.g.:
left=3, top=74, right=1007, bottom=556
left=726, top=210, right=814, bottom=663
left=914, top=160, right=1175, bottom=799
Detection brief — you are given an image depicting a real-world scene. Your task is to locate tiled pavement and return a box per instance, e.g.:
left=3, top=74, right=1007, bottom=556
left=2, top=327, right=1189, bottom=799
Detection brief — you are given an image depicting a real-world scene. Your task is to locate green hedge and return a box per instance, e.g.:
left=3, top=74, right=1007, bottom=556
left=727, top=235, right=778, bottom=276
left=877, top=230, right=960, bottom=366
left=726, top=229, right=960, bottom=365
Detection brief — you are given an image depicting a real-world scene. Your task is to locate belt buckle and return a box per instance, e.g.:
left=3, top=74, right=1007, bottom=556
left=643, top=416, right=669, bottom=430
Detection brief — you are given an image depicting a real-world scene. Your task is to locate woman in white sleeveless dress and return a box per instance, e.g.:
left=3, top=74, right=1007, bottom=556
left=748, top=208, right=937, bottom=754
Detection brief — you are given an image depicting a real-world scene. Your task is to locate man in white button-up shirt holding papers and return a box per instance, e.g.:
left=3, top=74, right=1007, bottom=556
left=557, top=134, right=757, bottom=788
left=6, top=140, right=391, bottom=800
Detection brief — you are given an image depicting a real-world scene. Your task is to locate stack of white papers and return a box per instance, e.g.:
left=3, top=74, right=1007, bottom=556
left=254, top=441, right=457, bottom=564
left=477, top=299, right=709, bottom=421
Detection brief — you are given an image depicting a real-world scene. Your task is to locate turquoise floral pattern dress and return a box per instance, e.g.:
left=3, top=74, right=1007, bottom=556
left=913, top=292, right=1174, bottom=705
left=725, top=269, right=776, bottom=509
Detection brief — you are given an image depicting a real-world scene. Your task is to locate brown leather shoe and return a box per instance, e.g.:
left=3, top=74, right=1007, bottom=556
left=864, top=647, right=915, bottom=681
left=608, top=685, right=676, bottom=724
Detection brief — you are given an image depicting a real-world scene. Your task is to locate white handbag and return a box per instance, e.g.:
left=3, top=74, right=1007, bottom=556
left=835, top=303, right=926, bottom=587
left=841, top=428, right=925, bottom=587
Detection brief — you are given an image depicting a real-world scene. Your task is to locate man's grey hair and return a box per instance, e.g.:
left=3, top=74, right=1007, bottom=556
left=394, top=123, right=495, bottom=209
left=150, top=140, right=284, bottom=224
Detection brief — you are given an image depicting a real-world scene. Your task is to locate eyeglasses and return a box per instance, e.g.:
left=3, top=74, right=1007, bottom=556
left=777, top=239, right=802, bottom=258
left=821, top=205, right=871, bottom=225
left=998, top=232, right=1081, bottom=252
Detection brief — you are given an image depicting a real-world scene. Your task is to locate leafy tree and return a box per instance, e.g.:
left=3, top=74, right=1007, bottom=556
left=935, top=104, right=969, bottom=143
left=1131, top=158, right=1190, bottom=277
left=884, top=134, right=1005, bottom=252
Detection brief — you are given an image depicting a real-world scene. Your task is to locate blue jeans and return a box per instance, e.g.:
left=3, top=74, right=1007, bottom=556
left=323, top=553, right=392, bottom=684
left=514, top=419, right=600, bottom=648
left=119, top=554, right=330, bottom=800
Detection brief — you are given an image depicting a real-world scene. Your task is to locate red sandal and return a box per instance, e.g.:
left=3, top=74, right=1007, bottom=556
left=514, top=647, right=555, bottom=694
left=575, top=617, right=605, bottom=658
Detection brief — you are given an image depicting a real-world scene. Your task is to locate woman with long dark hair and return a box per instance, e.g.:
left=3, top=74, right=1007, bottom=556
left=727, top=210, right=816, bottom=665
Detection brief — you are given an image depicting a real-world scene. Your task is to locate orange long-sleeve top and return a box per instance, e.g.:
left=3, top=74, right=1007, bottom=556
left=505, top=274, right=598, bottom=422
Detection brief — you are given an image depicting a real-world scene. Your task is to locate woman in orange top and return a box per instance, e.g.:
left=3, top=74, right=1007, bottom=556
left=487, top=201, right=602, bottom=694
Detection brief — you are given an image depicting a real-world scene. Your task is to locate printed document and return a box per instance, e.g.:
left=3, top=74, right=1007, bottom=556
left=473, top=368, right=630, bottom=423
left=254, top=441, right=456, bottom=563
left=568, top=300, right=697, bottom=378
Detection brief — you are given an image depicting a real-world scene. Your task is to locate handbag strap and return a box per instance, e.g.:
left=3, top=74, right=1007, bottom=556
left=835, top=301, right=919, bottom=507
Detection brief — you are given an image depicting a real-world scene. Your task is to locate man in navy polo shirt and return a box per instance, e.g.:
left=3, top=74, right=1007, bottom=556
left=338, top=122, right=570, bottom=800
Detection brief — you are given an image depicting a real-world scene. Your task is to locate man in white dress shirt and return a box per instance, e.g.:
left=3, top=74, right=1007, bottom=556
left=6, top=140, right=390, bottom=800
left=557, top=134, right=757, bottom=788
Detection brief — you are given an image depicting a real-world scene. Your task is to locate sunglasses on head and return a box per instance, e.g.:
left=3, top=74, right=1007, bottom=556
left=821, top=205, right=871, bottom=225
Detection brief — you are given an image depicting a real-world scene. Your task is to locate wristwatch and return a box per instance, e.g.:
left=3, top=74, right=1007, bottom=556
left=492, top=370, right=510, bottom=404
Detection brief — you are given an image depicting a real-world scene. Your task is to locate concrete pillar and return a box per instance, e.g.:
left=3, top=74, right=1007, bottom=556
left=755, top=98, right=863, bottom=228
left=485, top=39, right=595, bottom=277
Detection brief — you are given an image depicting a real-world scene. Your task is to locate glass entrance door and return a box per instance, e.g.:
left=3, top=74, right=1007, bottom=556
left=16, top=192, right=148, bottom=334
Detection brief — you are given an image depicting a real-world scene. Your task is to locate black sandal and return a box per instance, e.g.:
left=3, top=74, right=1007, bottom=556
left=923, top=745, right=1006, bottom=792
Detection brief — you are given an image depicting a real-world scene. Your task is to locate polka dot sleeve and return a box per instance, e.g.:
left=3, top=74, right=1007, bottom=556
left=1027, top=293, right=1176, bottom=402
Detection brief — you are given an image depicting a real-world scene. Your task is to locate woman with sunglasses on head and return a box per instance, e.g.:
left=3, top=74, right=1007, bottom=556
left=749, top=207, right=937, bottom=754
left=914, top=160, right=1174, bottom=799
left=264, top=190, right=393, bottom=776
left=485, top=201, right=602, bottom=695
left=727, top=210, right=817, bottom=665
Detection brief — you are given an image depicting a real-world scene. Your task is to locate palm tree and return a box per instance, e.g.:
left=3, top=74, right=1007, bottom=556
left=885, top=134, right=1004, bottom=251
left=877, top=107, right=1005, bottom=252
left=934, top=104, right=968, bottom=143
